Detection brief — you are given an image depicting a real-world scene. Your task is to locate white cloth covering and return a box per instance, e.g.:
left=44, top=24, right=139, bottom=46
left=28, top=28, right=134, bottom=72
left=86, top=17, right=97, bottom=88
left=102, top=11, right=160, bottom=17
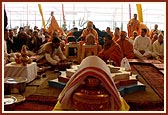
left=4, top=62, right=37, bottom=83
left=58, top=56, right=123, bottom=110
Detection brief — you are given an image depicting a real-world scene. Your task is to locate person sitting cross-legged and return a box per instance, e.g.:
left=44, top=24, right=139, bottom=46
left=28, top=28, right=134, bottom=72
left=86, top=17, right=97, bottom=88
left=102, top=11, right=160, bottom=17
left=133, top=28, right=152, bottom=60
left=116, top=31, right=134, bottom=59
left=98, top=34, right=123, bottom=66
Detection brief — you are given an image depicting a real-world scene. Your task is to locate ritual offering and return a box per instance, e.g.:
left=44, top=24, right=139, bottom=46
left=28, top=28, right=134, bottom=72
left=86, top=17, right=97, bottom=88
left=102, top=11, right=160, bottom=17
left=15, top=53, right=21, bottom=64
left=112, top=72, right=130, bottom=82
left=72, top=76, right=111, bottom=111
left=20, top=45, right=32, bottom=66
left=107, top=64, right=121, bottom=73
left=53, top=56, right=130, bottom=111
left=57, top=62, right=72, bottom=71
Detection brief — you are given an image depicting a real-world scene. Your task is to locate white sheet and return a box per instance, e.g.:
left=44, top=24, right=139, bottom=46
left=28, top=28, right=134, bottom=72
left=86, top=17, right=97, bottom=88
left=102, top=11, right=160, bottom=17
left=4, top=62, right=37, bottom=83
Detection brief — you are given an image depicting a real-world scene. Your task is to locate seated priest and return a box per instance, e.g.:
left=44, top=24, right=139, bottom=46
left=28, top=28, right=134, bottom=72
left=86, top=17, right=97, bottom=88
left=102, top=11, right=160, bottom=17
left=36, top=36, right=67, bottom=66
left=116, top=31, right=134, bottom=59
left=106, top=27, right=114, bottom=38
left=79, top=21, right=99, bottom=44
left=98, top=34, right=123, bottom=66
left=53, top=56, right=130, bottom=111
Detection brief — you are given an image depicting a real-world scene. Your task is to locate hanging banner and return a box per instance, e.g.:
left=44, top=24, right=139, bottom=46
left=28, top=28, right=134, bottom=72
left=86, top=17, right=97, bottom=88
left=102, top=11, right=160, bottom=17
left=62, top=4, right=66, bottom=25
left=47, top=11, right=66, bottom=36
left=62, top=4, right=67, bottom=31
left=38, top=4, right=46, bottom=29
left=129, top=4, right=131, bottom=20
left=136, top=4, right=143, bottom=22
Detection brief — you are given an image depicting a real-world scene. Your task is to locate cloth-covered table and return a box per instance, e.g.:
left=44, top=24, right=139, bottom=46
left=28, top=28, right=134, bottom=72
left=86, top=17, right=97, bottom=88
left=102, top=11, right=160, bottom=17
left=4, top=62, right=37, bottom=83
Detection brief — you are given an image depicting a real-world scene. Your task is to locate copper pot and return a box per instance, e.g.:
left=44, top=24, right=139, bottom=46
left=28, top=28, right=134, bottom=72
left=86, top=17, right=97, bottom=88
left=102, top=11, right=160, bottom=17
left=4, top=77, right=27, bottom=94
left=72, top=76, right=111, bottom=111
left=85, top=76, right=100, bottom=87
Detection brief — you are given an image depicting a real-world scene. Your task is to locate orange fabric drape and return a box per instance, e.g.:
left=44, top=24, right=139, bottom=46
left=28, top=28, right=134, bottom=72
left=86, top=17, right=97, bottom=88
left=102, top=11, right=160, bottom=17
left=47, top=15, right=65, bottom=36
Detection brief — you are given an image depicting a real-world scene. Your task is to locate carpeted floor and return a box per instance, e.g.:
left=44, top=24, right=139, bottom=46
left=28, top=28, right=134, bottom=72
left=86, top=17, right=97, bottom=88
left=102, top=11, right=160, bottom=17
left=7, top=63, right=164, bottom=111
left=125, top=63, right=164, bottom=111
left=133, top=63, right=164, bottom=101
left=14, top=95, right=57, bottom=111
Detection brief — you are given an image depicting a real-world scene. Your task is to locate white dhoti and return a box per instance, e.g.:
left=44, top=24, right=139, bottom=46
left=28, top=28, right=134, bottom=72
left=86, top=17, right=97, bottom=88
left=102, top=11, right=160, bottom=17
left=134, top=49, right=152, bottom=59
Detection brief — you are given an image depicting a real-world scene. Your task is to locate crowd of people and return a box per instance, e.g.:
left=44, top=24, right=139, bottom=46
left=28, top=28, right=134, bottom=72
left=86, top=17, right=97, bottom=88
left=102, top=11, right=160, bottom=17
left=4, top=13, right=164, bottom=68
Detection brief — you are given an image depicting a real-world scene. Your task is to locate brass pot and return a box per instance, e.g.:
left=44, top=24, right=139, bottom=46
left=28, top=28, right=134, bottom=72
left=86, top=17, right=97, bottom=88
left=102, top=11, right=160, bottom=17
left=72, top=76, right=111, bottom=111
left=85, top=76, right=100, bottom=87
left=4, top=77, right=27, bottom=94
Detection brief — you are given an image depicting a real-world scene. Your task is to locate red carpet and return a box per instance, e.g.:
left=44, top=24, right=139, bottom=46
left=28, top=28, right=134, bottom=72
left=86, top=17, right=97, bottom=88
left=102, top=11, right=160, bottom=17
left=128, top=63, right=164, bottom=111
left=133, top=64, right=164, bottom=101
left=14, top=95, right=57, bottom=111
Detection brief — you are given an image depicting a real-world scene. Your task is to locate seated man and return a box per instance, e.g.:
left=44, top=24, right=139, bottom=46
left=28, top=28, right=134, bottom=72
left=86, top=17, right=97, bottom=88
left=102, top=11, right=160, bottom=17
left=65, top=27, right=78, bottom=43
left=116, top=31, right=134, bottom=59
left=149, top=34, right=158, bottom=54
left=98, top=34, right=123, bottom=66
left=80, top=21, right=99, bottom=44
left=53, top=56, right=130, bottom=111
left=133, top=28, right=152, bottom=60
left=152, top=33, right=164, bottom=62
left=36, top=36, right=66, bottom=66
left=150, top=24, right=161, bottom=39
left=128, top=31, right=138, bottom=45
left=113, top=27, right=121, bottom=41
left=26, top=30, right=43, bottom=53
left=106, top=27, right=114, bottom=38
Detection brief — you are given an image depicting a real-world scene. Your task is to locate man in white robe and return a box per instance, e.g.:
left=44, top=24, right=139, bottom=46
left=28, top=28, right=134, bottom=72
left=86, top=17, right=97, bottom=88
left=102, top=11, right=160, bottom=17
left=133, top=28, right=151, bottom=60
left=152, top=34, right=164, bottom=62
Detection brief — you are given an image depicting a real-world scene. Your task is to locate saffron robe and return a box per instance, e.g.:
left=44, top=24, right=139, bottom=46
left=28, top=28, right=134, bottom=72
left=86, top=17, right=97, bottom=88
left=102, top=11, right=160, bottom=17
left=80, top=28, right=99, bottom=44
left=113, top=35, right=120, bottom=41
left=127, top=18, right=140, bottom=37
left=116, top=38, right=134, bottom=59
left=98, top=42, right=123, bottom=66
